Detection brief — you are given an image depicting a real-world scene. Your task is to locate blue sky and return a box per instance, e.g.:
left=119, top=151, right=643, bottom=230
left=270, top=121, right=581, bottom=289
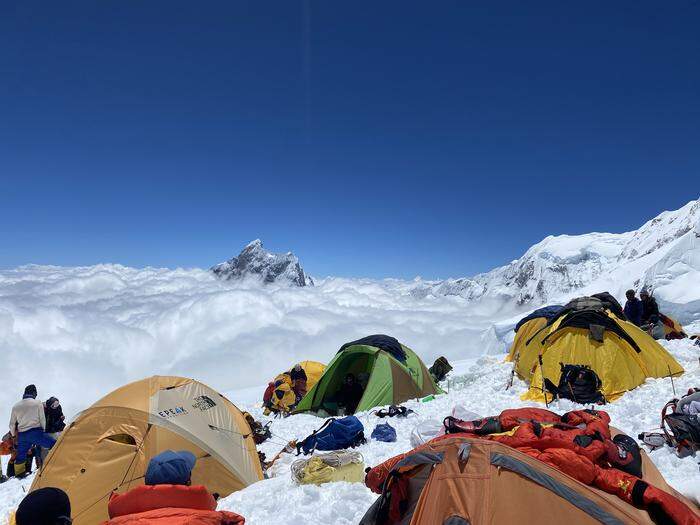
left=0, top=1, right=698, bottom=279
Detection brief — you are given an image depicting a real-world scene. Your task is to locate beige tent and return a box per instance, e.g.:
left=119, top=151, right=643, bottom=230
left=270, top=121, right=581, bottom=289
left=31, top=376, right=263, bottom=525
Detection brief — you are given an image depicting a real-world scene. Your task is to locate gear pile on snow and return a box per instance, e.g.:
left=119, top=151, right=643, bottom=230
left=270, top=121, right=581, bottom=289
left=363, top=408, right=700, bottom=525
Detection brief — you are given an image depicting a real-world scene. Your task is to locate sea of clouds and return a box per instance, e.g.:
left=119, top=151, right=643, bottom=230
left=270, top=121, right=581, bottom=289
left=0, top=264, right=508, bottom=424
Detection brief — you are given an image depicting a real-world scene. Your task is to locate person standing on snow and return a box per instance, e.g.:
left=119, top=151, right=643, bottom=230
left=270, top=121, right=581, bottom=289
left=623, top=289, right=643, bottom=326
left=8, top=384, right=56, bottom=477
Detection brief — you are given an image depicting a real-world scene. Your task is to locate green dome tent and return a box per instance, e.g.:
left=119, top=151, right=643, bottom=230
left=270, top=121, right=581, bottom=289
left=294, top=335, right=442, bottom=415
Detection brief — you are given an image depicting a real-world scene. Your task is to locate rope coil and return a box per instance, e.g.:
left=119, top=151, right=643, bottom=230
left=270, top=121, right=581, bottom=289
left=290, top=450, right=364, bottom=484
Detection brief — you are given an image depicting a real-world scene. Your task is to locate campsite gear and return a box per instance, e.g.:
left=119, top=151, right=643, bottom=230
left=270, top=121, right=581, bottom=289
left=263, top=440, right=297, bottom=471
left=295, top=335, right=441, bottom=415
left=661, top=389, right=700, bottom=457
left=419, top=395, right=435, bottom=403
left=104, top=484, right=245, bottom=525
left=591, top=292, right=627, bottom=319
left=678, top=388, right=700, bottom=414
left=409, top=420, right=444, bottom=448
left=0, top=432, right=13, bottom=456
left=30, top=376, right=263, bottom=525
left=659, top=313, right=688, bottom=340
left=450, top=405, right=481, bottom=422
left=243, top=412, right=271, bottom=445
left=361, top=436, right=700, bottom=525
left=507, top=293, right=684, bottom=402
left=543, top=364, right=606, bottom=404
left=15, top=487, right=72, bottom=525
left=371, top=423, right=397, bottom=443
left=363, top=408, right=700, bottom=525
left=263, top=361, right=326, bottom=415
left=513, top=305, right=565, bottom=333
left=296, top=416, right=366, bottom=455
left=339, top=334, right=407, bottom=362
left=506, top=347, right=521, bottom=390
left=443, top=415, right=502, bottom=435
left=373, top=405, right=413, bottom=418
left=610, top=434, right=643, bottom=478
left=638, top=432, right=667, bottom=451
left=428, top=356, right=452, bottom=383
left=291, top=451, right=365, bottom=485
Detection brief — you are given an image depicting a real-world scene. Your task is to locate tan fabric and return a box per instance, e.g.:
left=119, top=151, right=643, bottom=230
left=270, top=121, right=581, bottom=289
left=405, top=437, right=699, bottom=525
left=30, top=376, right=262, bottom=525
left=390, top=362, right=422, bottom=405
left=9, top=397, right=46, bottom=435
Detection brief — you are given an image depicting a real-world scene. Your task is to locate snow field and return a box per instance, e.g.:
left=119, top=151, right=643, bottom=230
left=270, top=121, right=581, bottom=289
left=1, top=339, right=698, bottom=524
left=218, top=339, right=700, bottom=524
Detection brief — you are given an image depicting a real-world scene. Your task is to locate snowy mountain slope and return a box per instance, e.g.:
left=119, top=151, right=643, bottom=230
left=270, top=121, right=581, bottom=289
left=409, top=199, right=700, bottom=313
left=211, top=239, right=313, bottom=286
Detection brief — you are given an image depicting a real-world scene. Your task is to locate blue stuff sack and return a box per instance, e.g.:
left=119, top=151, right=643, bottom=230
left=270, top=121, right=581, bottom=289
left=371, top=422, right=397, bottom=442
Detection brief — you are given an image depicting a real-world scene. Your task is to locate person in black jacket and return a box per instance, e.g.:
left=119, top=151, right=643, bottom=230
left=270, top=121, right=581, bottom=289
left=336, top=373, right=364, bottom=414
left=44, top=397, right=66, bottom=435
left=623, top=290, right=643, bottom=326
left=640, top=290, right=659, bottom=325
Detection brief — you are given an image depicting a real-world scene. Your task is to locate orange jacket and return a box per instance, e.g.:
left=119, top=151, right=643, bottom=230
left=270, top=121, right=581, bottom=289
left=0, top=438, right=14, bottom=456
left=103, top=485, right=245, bottom=525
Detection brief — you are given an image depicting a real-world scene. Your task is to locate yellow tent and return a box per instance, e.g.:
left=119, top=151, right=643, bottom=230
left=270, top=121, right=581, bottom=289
left=263, top=360, right=325, bottom=414
left=30, top=376, right=263, bottom=525
left=659, top=313, right=687, bottom=339
left=508, top=302, right=684, bottom=402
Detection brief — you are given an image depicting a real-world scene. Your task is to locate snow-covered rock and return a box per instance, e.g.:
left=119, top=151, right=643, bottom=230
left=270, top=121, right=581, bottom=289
left=211, top=240, right=313, bottom=287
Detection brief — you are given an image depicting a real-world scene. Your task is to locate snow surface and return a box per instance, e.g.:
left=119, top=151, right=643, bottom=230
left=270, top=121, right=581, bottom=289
left=2, top=341, right=698, bottom=525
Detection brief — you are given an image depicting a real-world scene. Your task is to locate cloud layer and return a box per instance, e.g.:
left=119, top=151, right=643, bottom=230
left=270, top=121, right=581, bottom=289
left=0, top=264, right=500, bottom=422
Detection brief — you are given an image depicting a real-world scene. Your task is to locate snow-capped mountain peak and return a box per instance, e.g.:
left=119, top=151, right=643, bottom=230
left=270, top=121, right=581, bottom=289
left=410, top=198, right=700, bottom=320
left=211, top=240, right=313, bottom=286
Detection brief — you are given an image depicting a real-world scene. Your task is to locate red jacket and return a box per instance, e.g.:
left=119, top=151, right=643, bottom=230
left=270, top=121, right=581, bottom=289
left=103, top=485, right=245, bottom=525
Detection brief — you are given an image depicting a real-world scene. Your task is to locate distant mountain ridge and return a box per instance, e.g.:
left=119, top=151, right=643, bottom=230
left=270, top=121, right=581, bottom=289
left=210, top=199, right=700, bottom=322
left=211, top=239, right=313, bottom=287
left=408, top=199, right=700, bottom=313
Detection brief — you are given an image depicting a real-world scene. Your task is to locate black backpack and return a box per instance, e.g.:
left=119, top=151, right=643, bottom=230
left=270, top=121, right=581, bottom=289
left=428, top=356, right=453, bottom=383
left=544, top=364, right=606, bottom=405
left=661, top=389, right=700, bottom=457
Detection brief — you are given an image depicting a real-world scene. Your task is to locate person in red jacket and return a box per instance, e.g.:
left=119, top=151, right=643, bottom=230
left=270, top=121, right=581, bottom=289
left=103, top=450, right=245, bottom=525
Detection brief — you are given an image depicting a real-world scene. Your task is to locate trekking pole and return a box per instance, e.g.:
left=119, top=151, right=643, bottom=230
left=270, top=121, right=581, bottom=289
left=539, top=353, right=549, bottom=408
left=506, top=351, right=520, bottom=391
left=668, top=364, right=676, bottom=397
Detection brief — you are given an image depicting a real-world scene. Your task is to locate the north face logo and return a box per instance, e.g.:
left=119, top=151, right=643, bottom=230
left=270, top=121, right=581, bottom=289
left=193, top=395, right=217, bottom=411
